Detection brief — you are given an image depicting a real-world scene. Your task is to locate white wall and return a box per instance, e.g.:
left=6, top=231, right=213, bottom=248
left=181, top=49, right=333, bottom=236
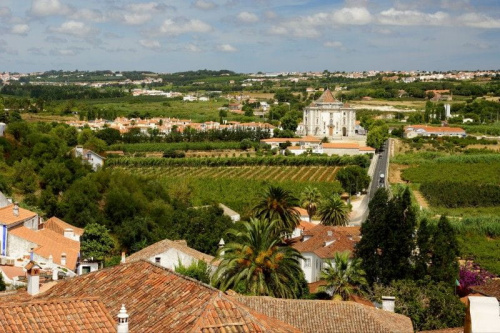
left=300, top=252, right=323, bottom=283
left=148, top=248, right=217, bottom=274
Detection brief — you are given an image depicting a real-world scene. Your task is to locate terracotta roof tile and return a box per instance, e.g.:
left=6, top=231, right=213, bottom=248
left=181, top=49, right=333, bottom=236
left=322, top=143, right=360, bottom=149
left=0, top=298, right=115, bottom=332
left=291, top=225, right=360, bottom=259
left=315, top=89, right=337, bottom=103
left=126, top=239, right=217, bottom=266
left=0, top=266, right=25, bottom=281
left=9, top=226, right=80, bottom=269
left=470, top=279, right=500, bottom=300
left=0, top=205, right=37, bottom=226
left=37, top=260, right=299, bottom=332
left=43, top=217, right=84, bottom=236
left=404, top=125, right=465, bottom=133
left=236, top=297, right=413, bottom=333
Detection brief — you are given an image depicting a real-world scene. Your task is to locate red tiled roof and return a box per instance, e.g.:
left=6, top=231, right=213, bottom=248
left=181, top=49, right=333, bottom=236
left=323, top=143, right=360, bottom=149
left=0, top=266, right=25, bottom=281
left=405, top=125, right=465, bottom=133
left=0, top=205, right=37, bottom=226
left=236, top=297, right=413, bottom=333
left=315, top=89, right=337, bottom=103
left=261, top=136, right=321, bottom=143
left=291, top=225, right=360, bottom=259
left=37, top=260, right=300, bottom=332
left=9, top=226, right=80, bottom=269
left=126, top=239, right=217, bottom=266
left=43, top=217, right=84, bottom=236
left=360, top=146, right=376, bottom=151
left=0, top=298, right=115, bottom=332
left=470, top=279, right=500, bottom=300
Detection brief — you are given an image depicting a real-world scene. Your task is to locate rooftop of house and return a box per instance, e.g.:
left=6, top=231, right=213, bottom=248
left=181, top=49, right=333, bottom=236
left=290, top=225, right=361, bottom=259
left=219, top=203, right=240, bottom=218
left=0, top=265, right=25, bottom=281
left=404, top=125, right=465, bottom=133
left=33, top=260, right=300, bottom=332
left=43, top=217, right=84, bottom=236
left=0, top=204, right=37, bottom=226
left=315, top=89, right=338, bottom=103
left=9, top=226, right=80, bottom=269
left=322, top=143, right=361, bottom=149
left=260, top=136, right=321, bottom=143
left=470, top=279, right=500, bottom=301
left=0, top=297, right=116, bottom=332
left=236, top=296, right=413, bottom=333
left=127, top=238, right=216, bottom=266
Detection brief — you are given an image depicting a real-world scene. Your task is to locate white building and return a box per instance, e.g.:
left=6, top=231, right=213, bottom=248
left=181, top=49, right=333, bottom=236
left=299, top=89, right=356, bottom=139
left=290, top=225, right=361, bottom=283
left=126, top=238, right=219, bottom=273
left=404, top=125, right=466, bottom=138
left=75, top=146, right=105, bottom=171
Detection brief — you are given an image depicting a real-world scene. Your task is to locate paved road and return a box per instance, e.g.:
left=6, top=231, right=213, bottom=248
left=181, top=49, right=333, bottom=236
left=369, top=139, right=390, bottom=200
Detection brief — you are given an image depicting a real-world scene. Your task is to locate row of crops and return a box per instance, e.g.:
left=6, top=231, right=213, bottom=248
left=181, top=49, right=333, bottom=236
left=109, top=141, right=243, bottom=152
left=115, top=166, right=340, bottom=183
left=106, top=154, right=371, bottom=168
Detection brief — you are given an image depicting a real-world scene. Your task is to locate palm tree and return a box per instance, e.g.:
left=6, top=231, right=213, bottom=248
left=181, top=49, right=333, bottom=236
left=253, top=186, right=300, bottom=233
left=300, top=186, right=321, bottom=222
left=319, top=251, right=367, bottom=301
left=318, top=194, right=350, bottom=226
left=212, top=218, right=304, bottom=299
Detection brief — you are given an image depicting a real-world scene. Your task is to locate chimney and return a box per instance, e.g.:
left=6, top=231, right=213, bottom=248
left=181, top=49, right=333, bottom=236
left=61, top=253, right=67, bottom=267
left=13, top=203, right=19, bottom=217
left=26, top=261, right=41, bottom=296
left=75, top=145, right=84, bottom=157
left=382, top=296, right=395, bottom=312
left=52, top=267, right=58, bottom=281
left=117, top=304, right=129, bottom=333
left=64, top=228, right=74, bottom=239
left=48, top=254, right=53, bottom=264
left=121, top=252, right=126, bottom=264
left=218, top=238, right=225, bottom=256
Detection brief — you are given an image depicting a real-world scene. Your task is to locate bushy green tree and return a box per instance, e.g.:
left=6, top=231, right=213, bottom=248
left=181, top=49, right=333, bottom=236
left=317, top=194, right=350, bottom=226
left=253, top=185, right=300, bottom=233
left=300, top=186, right=321, bottom=222
left=429, top=216, right=459, bottom=285
left=13, top=159, right=38, bottom=194
left=175, top=259, right=211, bottom=284
left=336, top=166, right=370, bottom=194
left=80, top=223, right=115, bottom=262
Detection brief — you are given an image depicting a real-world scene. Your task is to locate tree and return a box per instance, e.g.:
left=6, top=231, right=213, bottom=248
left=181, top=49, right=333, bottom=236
left=253, top=186, right=300, bottom=233
left=212, top=218, right=304, bottom=298
left=319, top=251, right=367, bottom=301
left=336, top=166, right=370, bottom=195
left=429, top=216, right=459, bottom=285
left=80, top=223, right=115, bottom=262
left=366, top=125, right=388, bottom=150
left=0, top=272, right=5, bottom=291
left=96, top=128, right=122, bottom=146
left=317, top=194, right=350, bottom=226
left=414, top=218, right=433, bottom=280
left=13, top=159, right=38, bottom=194
left=175, top=259, right=211, bottom=284
left=300, top=186, right=321, bottom=222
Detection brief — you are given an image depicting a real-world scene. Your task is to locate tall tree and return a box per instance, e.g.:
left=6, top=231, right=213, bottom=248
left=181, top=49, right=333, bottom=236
left=319, top=251, right=367, bottom=301
left=80, top=223, right=115, bottom=263
left=429, top=216, right=459, bottom=285
left=317, top=194, right=350, bottom=226
left=300, top=186, right=321, bottom=222
left=253, top=186, right=300, bottom=233
left=415, top=218, right=433, bottom=280
left=212, top=218, right=305, bottom=299
left=336, top=166, right=371, bottom=195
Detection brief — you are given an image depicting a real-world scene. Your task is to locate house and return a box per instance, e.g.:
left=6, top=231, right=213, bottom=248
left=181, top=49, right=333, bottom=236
left=0, top=260, right=300, bottom=332
left=43, top=217, right=83, bottom=242
left=289, top=225, right=361, bottom=283
left=236, top=296, right=414, bottom=333
left=0, top=203, right=40, bottom=257
left=322, top=142, right=375, bottom=156
left=470, top=279, right=500, bottom=302
left=260, top=136, right=322, bottom=151
left=404, top=125, right=466, bottom=138
left=74, top=146, right=105, bottom=171
left=219, top=203, right=240, bottom=222
left=126, top=239, right=219, bottom=272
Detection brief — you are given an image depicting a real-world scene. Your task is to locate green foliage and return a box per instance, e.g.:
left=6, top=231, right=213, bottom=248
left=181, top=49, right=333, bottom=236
left=366, top=125, right=389, bottom=150
left=253, top=186, right=300, bottom=233
left=429, top=217, right=460, bottom=285
left=13, top=159, right=38, bottom=194
left=300, top=186, right=321, bottom=222
left=80, top=223, right=115, bottom=261
left=0, top=273, right=5, bottom=291
left=336, top=165, right=371, bottom=194
left=317, top=194, right=350, bottom=226
left=319, top=252, right=367, bottom=301
left=111, top=141, right=243, bottom=152
left=212, top=218, right=304, bottom=298
left=174, top=259, right=211, bottom=284
left=402, top=162, right=500, bottom=184
left=372, top=279, right=465, bottom=332
left=420, top=181, right=500, bottom=208
left=457, top=234, right=500, bottom=275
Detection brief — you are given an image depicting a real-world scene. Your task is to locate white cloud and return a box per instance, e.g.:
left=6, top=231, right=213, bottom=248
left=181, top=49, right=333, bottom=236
left=185, top=43, right=202, bottom=52
left=0, top=7, right=11, bottom=17
left=70, top=9, right=106, bottom=23
left=51, top=49, right=77, bottom=56
left=139, top=39, right=161, bottom=49
left=264, top=11, right=277, bottom=19
left=29, top=0, right=71, bottom=17
left=192, top=0, right=218, bottom=10
left=237, top=11, right=259, bottom=24
left=323, top=41, right=346, bottom=50
left=49, top=21, right=99, bottom=38
left=11, top=24, right=30, bottom=35
left=332, top=7, right=372, bottom=25
left=377, top=8, right=449, bottom=26
left=459, top=13, right=500, bottom=29
left=217, top=44, right=237, bottom=52
left=160, top=18, right=212, bottom=36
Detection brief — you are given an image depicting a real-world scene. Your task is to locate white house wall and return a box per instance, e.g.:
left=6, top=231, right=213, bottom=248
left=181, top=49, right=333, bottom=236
left=147, top=248, right=217, bottom=273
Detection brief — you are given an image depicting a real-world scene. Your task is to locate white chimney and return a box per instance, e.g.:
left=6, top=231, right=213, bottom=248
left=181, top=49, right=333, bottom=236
left=117, top=304, right=129, bottom=333
left=52, top=268, right=58, bottom=281
left=61, top=253, right=67, bottom=267
left=13, top=203, right=19, bottom=217
left=75, top=145, right=84, bottom=157
left=121, top=252, right=126, bottom=264
left=64, top=228, right=74, bottom=239
left=218, top=238, right=225, bottom=256
left=382, top=296, right=395, bottom=312
left=48, top=254, right=53, bottom=264
left=26, top=262, right=41, bottom=296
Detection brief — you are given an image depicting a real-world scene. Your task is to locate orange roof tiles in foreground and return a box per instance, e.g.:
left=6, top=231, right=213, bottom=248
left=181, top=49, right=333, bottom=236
left=236, top=296, right=413, bottom=333
left=9, top=227, right=80, bottom=269
left=0, top=205, right=37, bottom=226
left=0, top=265, right=25, bottom=281
left=322, top=143, right=360, bottom=149
left=0, top=298, right=116, bottom=333
left=38, top=260, right=300, bottom=332
left=43, top=217, right=84, bottom=236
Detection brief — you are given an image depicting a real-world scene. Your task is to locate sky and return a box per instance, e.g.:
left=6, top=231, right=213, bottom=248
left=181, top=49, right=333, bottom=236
left=0, top=0, right=499, bottom=73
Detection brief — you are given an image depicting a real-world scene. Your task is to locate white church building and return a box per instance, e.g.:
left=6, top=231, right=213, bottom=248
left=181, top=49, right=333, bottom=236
left=298, top=89, right=356, bottom=139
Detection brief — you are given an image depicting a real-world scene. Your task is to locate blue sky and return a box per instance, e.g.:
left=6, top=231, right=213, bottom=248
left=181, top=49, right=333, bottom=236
left=0, top=0, right=499, bottom=73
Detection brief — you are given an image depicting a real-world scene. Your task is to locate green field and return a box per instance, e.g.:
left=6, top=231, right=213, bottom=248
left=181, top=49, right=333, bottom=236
left=401, top=162, right=500, bottom=184
left=115, top=165, right=340, bottom=183
left=109, top=141, right=243, bottom=153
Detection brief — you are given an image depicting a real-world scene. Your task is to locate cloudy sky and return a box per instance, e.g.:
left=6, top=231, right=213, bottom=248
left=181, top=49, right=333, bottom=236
left=0, top=0, right=499, bottom=73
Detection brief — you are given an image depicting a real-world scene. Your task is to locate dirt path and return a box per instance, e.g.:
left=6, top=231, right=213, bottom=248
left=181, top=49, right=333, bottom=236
left=389, top=162, right=429, bottom=208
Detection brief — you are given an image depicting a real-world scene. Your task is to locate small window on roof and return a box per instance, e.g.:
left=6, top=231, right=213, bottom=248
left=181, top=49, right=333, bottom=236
left=155, top=257, right=161, bottom=263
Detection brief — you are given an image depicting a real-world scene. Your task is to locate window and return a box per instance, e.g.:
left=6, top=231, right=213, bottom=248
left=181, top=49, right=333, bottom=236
left=155, top=257, right=161, bottom=263
left=304, top=258, right=311, bottom=267
left=82, top=266, right=91, bottom=274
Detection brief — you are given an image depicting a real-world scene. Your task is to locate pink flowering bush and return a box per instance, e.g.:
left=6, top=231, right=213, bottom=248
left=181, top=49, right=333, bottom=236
left=457, top=262, right=494, bottom=297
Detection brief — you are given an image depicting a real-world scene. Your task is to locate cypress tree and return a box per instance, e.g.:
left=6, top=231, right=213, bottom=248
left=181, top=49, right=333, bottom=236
left=429, top=216, right=459, bottom=285
left=415, top=218, right=433, bottom=279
